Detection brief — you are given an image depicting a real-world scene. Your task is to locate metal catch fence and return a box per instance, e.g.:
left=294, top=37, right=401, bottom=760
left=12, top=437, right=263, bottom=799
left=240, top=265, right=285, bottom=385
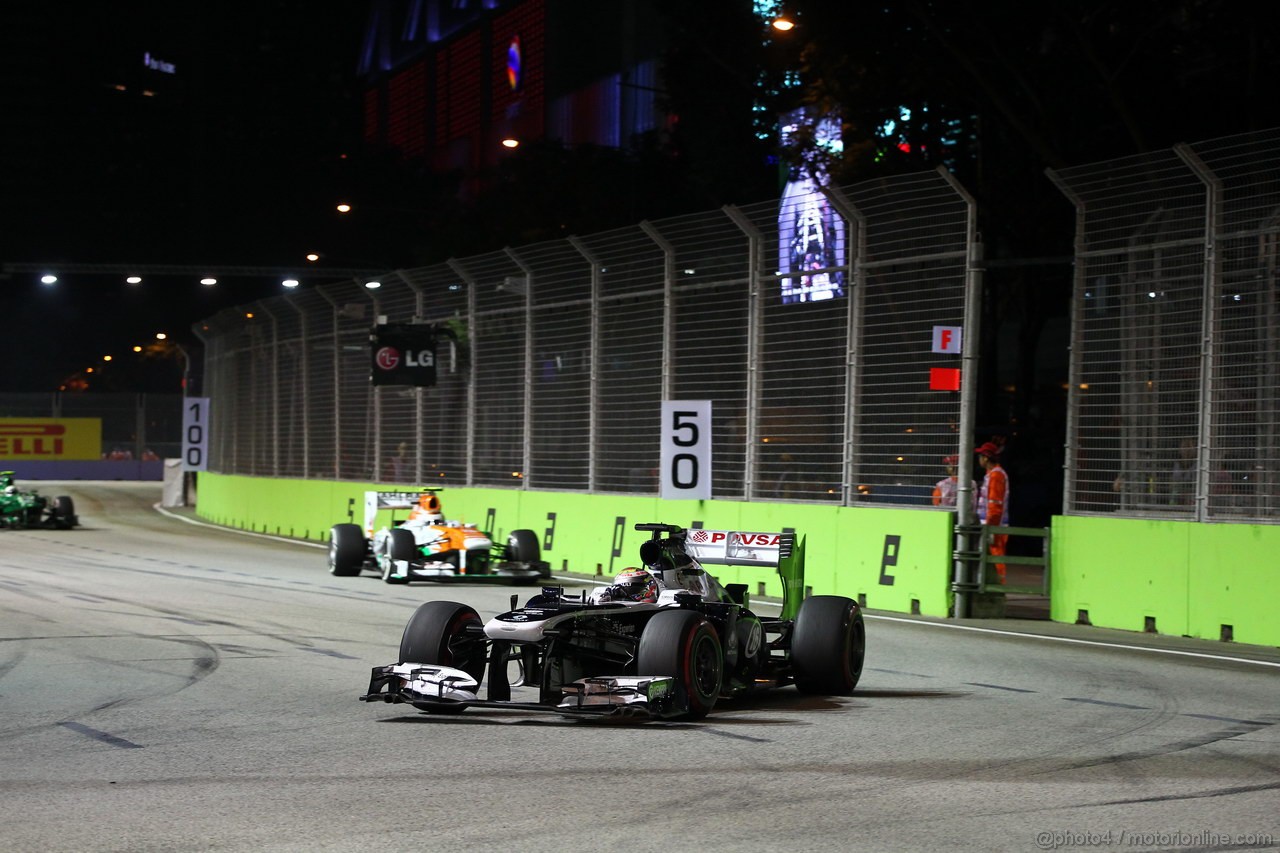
left=198, top=167, right=976, bottom=506
left=1049, top=127, right=1280, bottom=522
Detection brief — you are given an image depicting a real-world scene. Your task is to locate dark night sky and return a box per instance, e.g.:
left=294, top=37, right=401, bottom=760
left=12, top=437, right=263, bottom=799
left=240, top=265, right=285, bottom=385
left=0, top=3, right=370, bottom=391
left=4, top=1, right=1278, bottom=396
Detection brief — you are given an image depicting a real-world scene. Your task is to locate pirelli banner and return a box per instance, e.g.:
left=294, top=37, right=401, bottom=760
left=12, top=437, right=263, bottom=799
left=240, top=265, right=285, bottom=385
left=0, top=418, right=102, bottom=460
left=370, top=322, right=439, bottom=387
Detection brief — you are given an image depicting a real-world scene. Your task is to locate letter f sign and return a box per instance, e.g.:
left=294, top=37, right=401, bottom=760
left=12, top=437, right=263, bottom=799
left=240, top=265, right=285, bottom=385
left=932, top=325, right=962, bottom=354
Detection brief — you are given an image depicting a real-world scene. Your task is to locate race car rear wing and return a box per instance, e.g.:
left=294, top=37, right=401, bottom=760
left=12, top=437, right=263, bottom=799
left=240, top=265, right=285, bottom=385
left=636, top=524, right=808, bottom=620
left=362, top=490, right=438, bottom=533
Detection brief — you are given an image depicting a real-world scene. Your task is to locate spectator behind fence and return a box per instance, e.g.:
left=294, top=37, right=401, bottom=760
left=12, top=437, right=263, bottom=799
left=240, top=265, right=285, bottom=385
left=931, top=455, right=977, bottom=512
left=1169, top=438, right=1196, bottom=507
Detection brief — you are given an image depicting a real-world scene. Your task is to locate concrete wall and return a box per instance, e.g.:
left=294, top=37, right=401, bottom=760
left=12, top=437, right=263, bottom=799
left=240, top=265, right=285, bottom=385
left=195, top=472, right=954, bottom=617
left=194, top=472, right=1280, bottom=647
left=1050, top=515, right=1279, bottom=647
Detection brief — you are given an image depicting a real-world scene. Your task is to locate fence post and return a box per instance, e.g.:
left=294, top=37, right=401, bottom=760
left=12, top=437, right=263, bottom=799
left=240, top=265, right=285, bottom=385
left=505, top=248, right=535, bottom=490
left=935, top=166, right=984, bottom=619
left=722, top=205, right=763, bottom=501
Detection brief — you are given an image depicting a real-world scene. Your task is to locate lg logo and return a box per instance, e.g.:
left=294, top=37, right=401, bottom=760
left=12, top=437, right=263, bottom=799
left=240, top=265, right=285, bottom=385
left=375, top=347, right=434, bottom=371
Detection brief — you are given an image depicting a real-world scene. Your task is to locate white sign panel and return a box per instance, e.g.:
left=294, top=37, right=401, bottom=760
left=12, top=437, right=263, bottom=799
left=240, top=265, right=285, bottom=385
left=181, top=397, right=210, bottom=472
left=660, top=400, right=712, bottom=500
left=932, top=325, right=962, bottom=354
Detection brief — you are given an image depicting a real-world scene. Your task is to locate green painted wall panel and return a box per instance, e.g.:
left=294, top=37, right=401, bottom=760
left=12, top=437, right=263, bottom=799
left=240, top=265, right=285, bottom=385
left=195, top=474, right=1278, bottom=645
left=1187, top=523, right=1280, bottom=646
left=195, top=474, right=954, bottom=616
left=1049, top=516, right=1191, bottom=635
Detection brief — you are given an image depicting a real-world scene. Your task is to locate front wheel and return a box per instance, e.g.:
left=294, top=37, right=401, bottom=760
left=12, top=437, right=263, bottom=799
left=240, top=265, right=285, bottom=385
left=381, top=528, right=416, bottom=584
left=791, top=595, right=864, bottom=695
left=637, top=610, right=723, bottom=720
left=51, top=496, right=76, bottom=529
left=399, top=601, right=487, bottom=682
left=328, top=524, right=366, bottom=576
left=505, top=529, right=540, bottom=563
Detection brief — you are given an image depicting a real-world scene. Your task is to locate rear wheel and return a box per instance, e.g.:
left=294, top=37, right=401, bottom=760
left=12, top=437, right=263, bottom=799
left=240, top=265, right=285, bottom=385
left=381, top=528, right=416, bottom=584
left=506, top=529, right=540, bottom=562
left=328, top=524, right=366, bottom=576
left=791, top=595, right=865, bottom=695
left=637, top=610, right=723, bottom=720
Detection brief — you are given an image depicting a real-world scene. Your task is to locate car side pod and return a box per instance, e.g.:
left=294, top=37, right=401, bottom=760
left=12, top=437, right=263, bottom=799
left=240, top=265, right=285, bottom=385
left=555, top=676, right=684, bottom=719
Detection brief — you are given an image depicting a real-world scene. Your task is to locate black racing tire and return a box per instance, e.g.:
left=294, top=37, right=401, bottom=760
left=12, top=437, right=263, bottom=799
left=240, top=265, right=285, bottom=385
left=381, top=528, right=416, bottom=584
left=52, top=496, right=76, bottom=529
left=328, top=524, right=366, bottom=576
left=506, top=529, right=540, bottom=563
left=637, top=609, right=723, bottom=720
left=399, top=601, right=487, bottom=683
left=791, top=595, right=865, bottom=695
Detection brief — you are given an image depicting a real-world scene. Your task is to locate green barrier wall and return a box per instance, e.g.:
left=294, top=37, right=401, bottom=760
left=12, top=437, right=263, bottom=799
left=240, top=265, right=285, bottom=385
left=195, top=473, right=955, bottom=617
left=1051, top=515, right=1280, bottom=647
left=197, top=473, right=1279, bottom=646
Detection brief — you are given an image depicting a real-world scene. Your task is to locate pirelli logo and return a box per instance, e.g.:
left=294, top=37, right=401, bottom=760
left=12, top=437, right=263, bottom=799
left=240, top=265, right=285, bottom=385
left=0, top=419, right=102, bottom=460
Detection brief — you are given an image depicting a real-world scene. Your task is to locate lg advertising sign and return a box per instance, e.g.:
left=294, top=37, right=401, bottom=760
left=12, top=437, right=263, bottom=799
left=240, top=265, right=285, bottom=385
left=370, top=323, right=439, bottom=387
left=660, top=400, right=712, bottom=500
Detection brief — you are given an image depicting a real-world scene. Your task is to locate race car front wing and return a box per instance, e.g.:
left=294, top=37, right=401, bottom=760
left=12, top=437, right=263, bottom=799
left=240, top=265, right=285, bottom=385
left=360, top=663, right=684, bottom=719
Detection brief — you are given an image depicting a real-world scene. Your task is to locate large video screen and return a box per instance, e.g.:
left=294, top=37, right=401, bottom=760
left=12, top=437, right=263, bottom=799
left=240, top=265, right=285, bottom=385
left=778, top=109, right=846, bottom=304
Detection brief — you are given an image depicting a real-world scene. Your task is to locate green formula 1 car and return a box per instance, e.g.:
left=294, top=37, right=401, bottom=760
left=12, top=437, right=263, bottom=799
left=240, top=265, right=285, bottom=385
left=0, top=472, right=78, bottom=530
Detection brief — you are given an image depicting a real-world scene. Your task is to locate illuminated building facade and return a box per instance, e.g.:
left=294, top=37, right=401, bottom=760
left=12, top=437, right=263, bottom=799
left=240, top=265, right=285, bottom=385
left=357, top=0, right=666, bottom=195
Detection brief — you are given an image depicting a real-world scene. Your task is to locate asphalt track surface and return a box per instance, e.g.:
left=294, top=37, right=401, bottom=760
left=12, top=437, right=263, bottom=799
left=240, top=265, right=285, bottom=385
left=1, top=483, right=1278, bottom=853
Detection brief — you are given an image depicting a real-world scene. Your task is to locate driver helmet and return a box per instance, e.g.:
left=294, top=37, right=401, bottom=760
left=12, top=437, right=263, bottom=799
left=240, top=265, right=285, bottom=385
left=609, top=567, right=659, bottom=603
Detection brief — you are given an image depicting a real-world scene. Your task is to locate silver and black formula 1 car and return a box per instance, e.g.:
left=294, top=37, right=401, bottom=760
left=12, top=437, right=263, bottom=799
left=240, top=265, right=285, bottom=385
left=329, top=490, right=550, bottom=584
left=0, top=472, right=78, bottom=530
left=360, top=522, right=865, bottom=720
